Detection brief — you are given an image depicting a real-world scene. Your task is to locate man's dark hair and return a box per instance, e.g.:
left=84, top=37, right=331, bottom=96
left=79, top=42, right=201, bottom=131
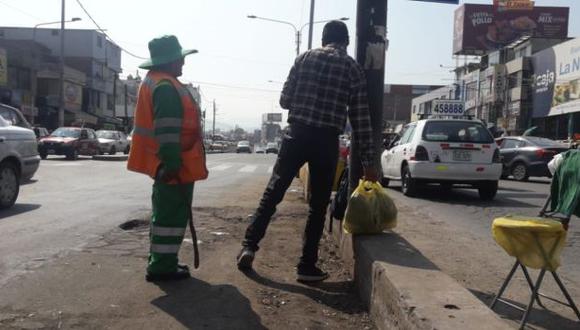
left=322, top=20, right=349, bottom=46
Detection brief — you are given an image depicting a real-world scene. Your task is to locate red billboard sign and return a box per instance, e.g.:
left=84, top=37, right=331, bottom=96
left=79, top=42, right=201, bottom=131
left=494, top=0, right=534, bottom=12
left=453, top=4, right=569, bottom=55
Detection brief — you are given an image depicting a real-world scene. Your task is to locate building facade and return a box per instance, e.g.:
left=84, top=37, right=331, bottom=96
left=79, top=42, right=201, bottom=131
left=0, top=27, right=122, bottom=128
left=382, top=84, right=443, bottom=129
left=530, top=37, right=580, bottom=140
left=412, top=37, right=576, bottom=140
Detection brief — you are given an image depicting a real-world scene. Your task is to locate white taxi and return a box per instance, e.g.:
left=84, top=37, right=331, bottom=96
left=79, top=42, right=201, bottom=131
left=381, top=117, right=502, bottom=200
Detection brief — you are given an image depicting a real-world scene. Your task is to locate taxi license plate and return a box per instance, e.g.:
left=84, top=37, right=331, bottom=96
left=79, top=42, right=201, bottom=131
left=47, top=149, right=55, bottom=154
left=453, top=150, right=471, bottom=161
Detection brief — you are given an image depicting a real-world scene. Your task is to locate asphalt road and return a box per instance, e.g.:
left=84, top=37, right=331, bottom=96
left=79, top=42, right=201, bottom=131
left=2, top=152, right=579, bottom=327
left=383, top=177, right=580, bottom=277
left=0, top=152, right=277, bottom=287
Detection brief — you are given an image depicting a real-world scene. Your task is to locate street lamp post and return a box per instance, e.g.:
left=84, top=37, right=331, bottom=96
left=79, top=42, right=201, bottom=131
left=247, top=15, right=348, bottom=56
left=32, top=17, right=81, bottom=41
left=59, top=0, right=66, bottom=127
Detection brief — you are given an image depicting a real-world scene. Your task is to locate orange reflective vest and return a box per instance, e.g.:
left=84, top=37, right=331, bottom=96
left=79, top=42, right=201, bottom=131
left=127, top=71, right=208, bottom=183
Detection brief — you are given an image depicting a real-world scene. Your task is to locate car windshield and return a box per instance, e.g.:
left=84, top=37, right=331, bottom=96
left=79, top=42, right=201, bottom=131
left=0, top=116, right=8, bottom=128
left=238, top=141, right=250, bottom=146
left=525, top=136, right=566, bottom=147
left=267, top=143, right=277, bottom=148
left=97, top=131, right=116, bottom=139
left=423, top=121, right=494, bottom=143
left=50, top=128, right=80, bottom=138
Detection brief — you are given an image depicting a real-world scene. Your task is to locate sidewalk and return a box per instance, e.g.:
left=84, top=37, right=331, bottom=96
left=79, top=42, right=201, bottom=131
left=0, top=179, right=373, bottom=330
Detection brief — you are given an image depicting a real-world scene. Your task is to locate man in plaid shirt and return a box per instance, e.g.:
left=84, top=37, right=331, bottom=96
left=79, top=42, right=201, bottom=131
left=237, top=21, right=378, bottom=282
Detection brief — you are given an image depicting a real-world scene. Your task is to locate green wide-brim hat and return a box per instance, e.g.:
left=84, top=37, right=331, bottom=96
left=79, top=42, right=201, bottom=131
left=139, top=35, right=197, bottom=69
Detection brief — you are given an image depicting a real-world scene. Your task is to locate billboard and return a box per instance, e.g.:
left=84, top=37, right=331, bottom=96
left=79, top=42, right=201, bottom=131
left=262, top=113, right=282, bottom=123
left=531, top=38, right=580, bottom=118
left=453, top=4, right=569, bottom=55
left=0, top=48, right=6, bottom=86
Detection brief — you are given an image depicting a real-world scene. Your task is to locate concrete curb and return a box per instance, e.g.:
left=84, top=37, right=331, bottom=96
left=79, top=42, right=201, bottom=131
left=92, top=155, right=128, bottom=161
left=327, top=219, right=510, bottom=330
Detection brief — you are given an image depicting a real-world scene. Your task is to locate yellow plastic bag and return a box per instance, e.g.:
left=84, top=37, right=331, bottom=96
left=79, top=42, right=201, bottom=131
left=343, top=180, right=397, bottom=234
left=492, top=215, right=567, bottom=271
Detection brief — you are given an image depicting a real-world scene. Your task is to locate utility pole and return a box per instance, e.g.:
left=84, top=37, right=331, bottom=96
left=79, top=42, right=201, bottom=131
left=212, top=99, right=216, bottom=139
left=202, top=109, right=206, bottom=138
left=350, top=0, right=388, bottom=193
left=58, top=0, right=66, bottom=127
left=123, top=83, right=128, bottom=132
left=295, top=31, right=301, bottom=56
left=307, top=0, right=315, bottom=50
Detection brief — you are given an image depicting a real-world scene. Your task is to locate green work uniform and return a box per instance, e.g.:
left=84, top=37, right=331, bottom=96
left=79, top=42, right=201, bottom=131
left=147, top=78, right=193, bottom=275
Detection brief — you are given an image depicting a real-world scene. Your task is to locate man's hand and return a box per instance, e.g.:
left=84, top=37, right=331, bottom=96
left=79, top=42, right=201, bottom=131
left=157, top=167, right=180, bottom=183
left=363, top=166, right=380, bottom=182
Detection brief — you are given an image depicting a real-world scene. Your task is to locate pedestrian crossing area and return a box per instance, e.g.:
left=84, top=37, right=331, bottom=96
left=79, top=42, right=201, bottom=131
left=206, top=162, right=275, bottom=175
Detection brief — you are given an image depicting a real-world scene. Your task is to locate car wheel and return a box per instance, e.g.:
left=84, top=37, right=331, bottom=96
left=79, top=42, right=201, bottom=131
left=40, top=152, right=47, bottom=160
left=478, top=180, right=498, bottom=201
left=511, top=162, right=529, bottom=181
left=66, top=149, right=78, bottom=160
left=0, top=161, right=20, bottom=209
left=401, top=165, right=417, bottom=197
left=125, top=145, right=130, bottom=154
left=109, top=146, right=116, bottom=155
left=380, top=177, right=390, bottom=187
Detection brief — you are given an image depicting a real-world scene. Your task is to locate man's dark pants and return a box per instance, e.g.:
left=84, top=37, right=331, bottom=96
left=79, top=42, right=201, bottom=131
left=243, top=123, right=339, bottom=268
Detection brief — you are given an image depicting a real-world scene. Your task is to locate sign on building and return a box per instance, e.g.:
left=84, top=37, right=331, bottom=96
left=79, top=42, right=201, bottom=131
left=262, top=113, right=282, bottom=123
left=64, top=82, right=83, bottom=112
left=531, top=38, right=580, bottom=118
left=0, top=48, right=7, bottom=86
left=453, top=4, right=569, bottom=55
left=494, top=0, right=534, bottom=12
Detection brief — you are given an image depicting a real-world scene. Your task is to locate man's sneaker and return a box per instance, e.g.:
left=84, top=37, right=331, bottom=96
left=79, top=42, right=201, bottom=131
left=146, top=267, right=190, bottom=282
left=297, top=266, right=329, bottom=282
left=236, top=247, right=255, bottom=270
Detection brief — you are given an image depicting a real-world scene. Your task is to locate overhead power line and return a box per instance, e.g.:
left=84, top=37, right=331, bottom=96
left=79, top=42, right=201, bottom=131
left=0, top=0, right=42, bottom=20
left=75, top=0, right=147, bottom=60
left=185, top=80, right=280, bottom=93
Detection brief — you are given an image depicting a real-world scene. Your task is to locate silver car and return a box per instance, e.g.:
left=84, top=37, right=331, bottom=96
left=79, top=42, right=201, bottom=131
left=0, top=115, right=40, bottom=209
left=96, top=130, right=130, bottom=155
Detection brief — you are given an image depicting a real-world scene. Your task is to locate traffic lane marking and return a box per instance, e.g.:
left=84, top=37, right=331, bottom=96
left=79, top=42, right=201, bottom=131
left=239, top=165, right=258, bottom=173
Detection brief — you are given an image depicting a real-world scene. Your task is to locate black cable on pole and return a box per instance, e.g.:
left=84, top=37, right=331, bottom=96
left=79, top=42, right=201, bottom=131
left=75, top=0, right=147, bottom=60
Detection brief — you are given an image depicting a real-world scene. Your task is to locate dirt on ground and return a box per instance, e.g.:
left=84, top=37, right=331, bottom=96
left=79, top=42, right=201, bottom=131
left=0, top=180, right=374, bottom=330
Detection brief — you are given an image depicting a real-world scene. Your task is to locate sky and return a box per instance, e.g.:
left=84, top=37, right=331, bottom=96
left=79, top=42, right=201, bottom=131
left=1, top=0, right=579, bottom=130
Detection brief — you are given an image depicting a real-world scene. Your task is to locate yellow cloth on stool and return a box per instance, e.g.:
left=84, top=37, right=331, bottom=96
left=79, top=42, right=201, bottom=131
left=492, top=215, right=567, bottom=271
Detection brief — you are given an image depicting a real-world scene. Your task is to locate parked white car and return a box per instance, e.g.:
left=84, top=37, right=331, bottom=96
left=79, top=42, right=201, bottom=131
left=381, top=118, right=502, bottom=200
left=0, top=115, right=40, bottom=209
left=96, top=130, right=130, bottom=155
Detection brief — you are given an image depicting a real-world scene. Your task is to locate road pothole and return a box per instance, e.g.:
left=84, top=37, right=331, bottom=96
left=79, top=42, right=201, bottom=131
left=119, top=219, right=149, bottom=231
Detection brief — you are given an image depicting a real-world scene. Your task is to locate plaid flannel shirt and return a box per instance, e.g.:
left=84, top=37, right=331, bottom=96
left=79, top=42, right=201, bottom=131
left=280, top=44, right=374, bottom=166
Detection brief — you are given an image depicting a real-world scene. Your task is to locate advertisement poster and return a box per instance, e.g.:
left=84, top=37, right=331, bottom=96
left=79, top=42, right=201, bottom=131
left=64, top=82, right=83, bottom=112
left=453, top=4, right=569, bottom=55
left=0, top=48, right=7, bottom=86
left=532, top=38, right=580, bottom=118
